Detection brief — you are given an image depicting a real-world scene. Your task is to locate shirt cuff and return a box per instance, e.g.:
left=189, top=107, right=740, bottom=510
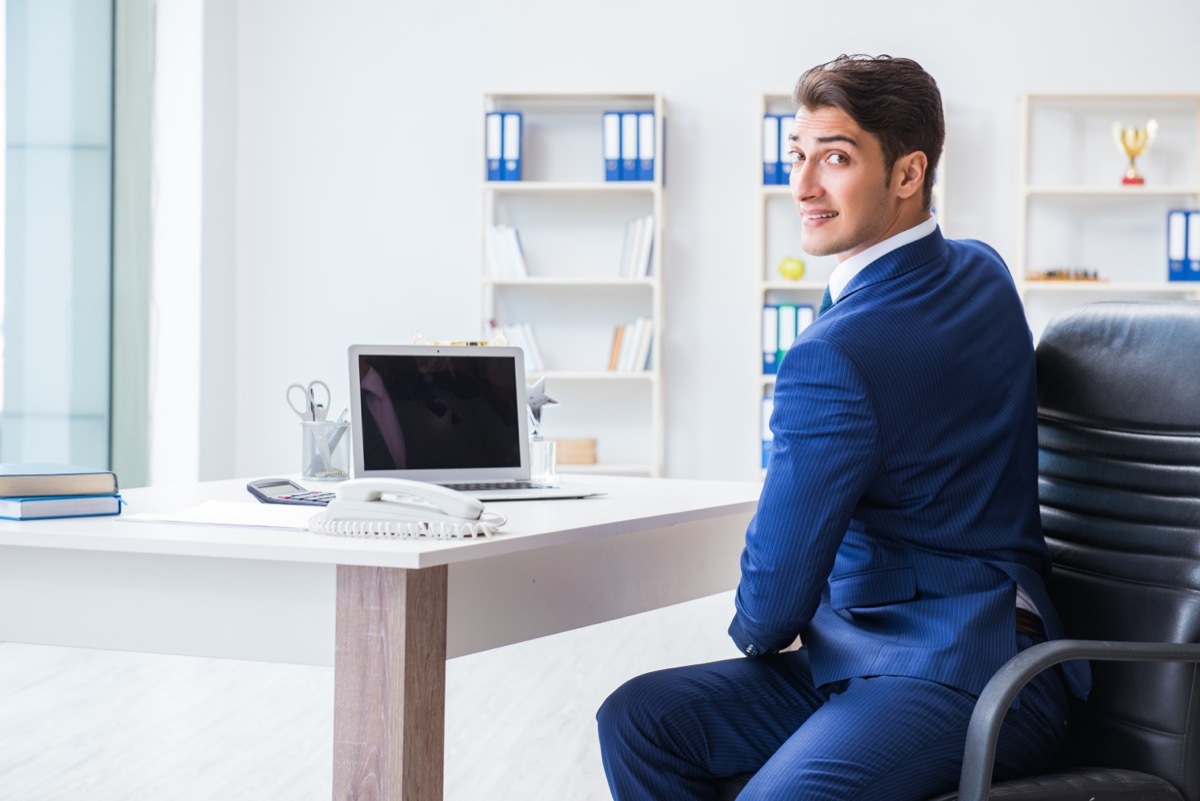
left=727, top=614, right=767, bottom=657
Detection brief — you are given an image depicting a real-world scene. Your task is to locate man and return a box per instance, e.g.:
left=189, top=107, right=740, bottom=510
left=596, top=55, right=1089, bottom=801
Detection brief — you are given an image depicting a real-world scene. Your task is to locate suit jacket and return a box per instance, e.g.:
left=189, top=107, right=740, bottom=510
left=729, top=227, right=1090, bottom=699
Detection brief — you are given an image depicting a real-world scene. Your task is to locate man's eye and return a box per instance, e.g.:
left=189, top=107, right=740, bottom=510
left=787, top=151, right=803, bottom=164
left=826, top=153, right=848, bottom=165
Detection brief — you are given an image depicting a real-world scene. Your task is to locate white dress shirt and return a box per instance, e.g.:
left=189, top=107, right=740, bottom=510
left=827, top=215, right=937, bottom=303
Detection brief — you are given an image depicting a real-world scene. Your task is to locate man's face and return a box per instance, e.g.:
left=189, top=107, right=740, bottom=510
left=787, top=106, right=902, bottom=261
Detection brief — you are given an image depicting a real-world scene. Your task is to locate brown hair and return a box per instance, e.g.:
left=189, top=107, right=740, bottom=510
left=793, top=54, right=944, bottom=210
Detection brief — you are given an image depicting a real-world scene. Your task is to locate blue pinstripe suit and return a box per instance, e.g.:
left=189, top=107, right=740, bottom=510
left=598, top=228, right=1089, bottom=801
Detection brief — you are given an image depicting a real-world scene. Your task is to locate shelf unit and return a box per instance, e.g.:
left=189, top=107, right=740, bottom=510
left=481, top=92, right=666, bottom=477
left=1015, top=92, right=1200, bottom=340
left=756, top=93, right=944, bottom=473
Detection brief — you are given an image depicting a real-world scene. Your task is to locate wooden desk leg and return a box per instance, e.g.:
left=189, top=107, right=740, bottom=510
left=333, top=564, right=448, bottom=801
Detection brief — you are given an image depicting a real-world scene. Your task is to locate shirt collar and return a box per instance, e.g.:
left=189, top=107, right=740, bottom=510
left=828, top=215, right=937, bottom=303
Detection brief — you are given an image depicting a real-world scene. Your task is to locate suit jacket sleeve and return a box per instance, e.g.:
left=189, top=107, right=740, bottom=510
left=729, top=335, right=882, bottom=656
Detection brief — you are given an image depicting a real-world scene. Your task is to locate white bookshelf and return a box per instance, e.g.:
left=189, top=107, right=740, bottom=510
left=1015, top=92, right=1200, bottom=340
left=481, top=92, right=666, bottom=477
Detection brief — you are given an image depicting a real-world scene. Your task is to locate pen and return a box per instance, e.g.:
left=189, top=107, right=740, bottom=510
left=306, top=407, right=350, bottom=477
left=324, top=407, right=350, bottom=452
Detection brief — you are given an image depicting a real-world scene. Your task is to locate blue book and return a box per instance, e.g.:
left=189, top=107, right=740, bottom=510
left=501, top=112, right=522, bottom=181
left=603, top=111, right=622, bottom=181
left=485, top=111, right=503, bottom=181
left=620, top=112, right=639, bottom=181
left=1189, top=210, right=1200, bottom=281
left=1168, top=209, right=1187, bottom=281
left=762, top=305, right=779, bottom=375
left=637, top=111, right=655, bottom=181
left=0, top=463, right=118, bottom=496
left=0, top=492, right=123, bottom=520
left=762, top=115, right=779, bottom=185
left=777, top=114, right=792, bottom=184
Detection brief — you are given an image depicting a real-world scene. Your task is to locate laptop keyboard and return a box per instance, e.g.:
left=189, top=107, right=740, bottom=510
left=443, top=480, right=557, bottom=491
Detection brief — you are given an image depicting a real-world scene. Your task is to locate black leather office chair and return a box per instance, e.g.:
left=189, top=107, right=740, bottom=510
left=718, top=301, right=1200, bottom=801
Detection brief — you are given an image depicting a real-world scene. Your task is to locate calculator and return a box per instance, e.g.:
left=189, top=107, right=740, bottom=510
left=246, top=477, right=335, bottom=506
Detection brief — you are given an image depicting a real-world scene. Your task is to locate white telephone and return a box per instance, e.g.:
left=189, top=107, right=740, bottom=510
left=307, top=478, right=506, bottom=540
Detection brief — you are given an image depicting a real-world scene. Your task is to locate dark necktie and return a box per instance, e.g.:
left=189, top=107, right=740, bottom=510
left=817, top=285, right=833, bottom=317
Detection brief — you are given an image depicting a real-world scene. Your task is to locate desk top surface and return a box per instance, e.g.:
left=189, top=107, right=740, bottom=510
left=0, top=475, right=762, bottom=569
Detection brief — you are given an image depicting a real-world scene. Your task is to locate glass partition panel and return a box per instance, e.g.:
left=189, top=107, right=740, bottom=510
left=3, top=0, right=113, bottom=467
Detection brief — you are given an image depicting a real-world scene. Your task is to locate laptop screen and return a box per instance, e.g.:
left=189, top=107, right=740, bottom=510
left=348, top=345, right=530, bottom=482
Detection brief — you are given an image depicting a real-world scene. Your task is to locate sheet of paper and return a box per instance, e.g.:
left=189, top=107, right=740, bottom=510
left=124, top=501, right=318, bottom=530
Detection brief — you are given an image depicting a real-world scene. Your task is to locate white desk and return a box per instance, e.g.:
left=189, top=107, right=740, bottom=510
left=0, top=475, right=760, bottom=800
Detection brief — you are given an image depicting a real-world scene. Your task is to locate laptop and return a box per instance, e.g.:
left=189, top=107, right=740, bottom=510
left=347, top=344, right=603, bottom=501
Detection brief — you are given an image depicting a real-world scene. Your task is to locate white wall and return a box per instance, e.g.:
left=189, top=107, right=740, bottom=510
left=181, top=0, right=1200, bottom=483
left=148, top=0, right=202, bottom=483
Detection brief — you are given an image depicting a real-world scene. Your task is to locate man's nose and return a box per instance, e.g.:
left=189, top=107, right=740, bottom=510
left=791, top=159, right=820, bottom=202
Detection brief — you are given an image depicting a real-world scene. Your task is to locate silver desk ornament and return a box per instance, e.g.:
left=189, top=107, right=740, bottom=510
left=527, top=377, right=558, bottom=439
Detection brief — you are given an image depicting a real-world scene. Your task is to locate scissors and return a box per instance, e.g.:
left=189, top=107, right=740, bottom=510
left=286, top=380, right=331, bottom=422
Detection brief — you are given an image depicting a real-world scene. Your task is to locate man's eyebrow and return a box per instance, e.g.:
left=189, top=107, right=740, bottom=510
left=787, top=132, right=860, bottom=148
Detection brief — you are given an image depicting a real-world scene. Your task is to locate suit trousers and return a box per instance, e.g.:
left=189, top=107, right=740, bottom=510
left=596, top=634, right=1068, bottom=801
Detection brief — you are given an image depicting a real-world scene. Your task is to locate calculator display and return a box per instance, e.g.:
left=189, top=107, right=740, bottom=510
left=256, top=480, right=304, bottom=498
left=246, top=478, right=335, bottom=506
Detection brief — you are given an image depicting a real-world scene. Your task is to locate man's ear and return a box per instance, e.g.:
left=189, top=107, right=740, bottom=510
left=893, top=151, right=927, bottom=201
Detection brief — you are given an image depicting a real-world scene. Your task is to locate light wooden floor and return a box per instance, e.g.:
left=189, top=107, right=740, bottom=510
left=0, top=590, right=737, bottom=801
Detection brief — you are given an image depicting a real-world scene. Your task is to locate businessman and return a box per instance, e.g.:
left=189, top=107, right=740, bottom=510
left=597, top=55, right=1089, bottom=801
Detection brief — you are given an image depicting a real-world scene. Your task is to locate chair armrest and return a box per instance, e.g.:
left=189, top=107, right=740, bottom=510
left=957, top=640, right=1200, bottom=801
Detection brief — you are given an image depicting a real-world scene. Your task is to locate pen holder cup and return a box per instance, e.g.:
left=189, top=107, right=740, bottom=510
left=530, top=436, right=557, bottom=483
left=301, top=420, right=350, bottom=481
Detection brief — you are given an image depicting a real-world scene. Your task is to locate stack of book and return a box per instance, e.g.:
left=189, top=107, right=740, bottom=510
left=762, top=114, right=796, bottom=185
left=607, top=316, right=653, bottom=372
left=490, top=320, right=545, bottom=373
left=485, top=224, right=529, bottom=278
left=0, top=463, right=122, bottom=520
left=618, top=216, right=655, bottom=278
left=484, top=111, right=522, bottom=181
left=603, top=110, right=656, bottom=182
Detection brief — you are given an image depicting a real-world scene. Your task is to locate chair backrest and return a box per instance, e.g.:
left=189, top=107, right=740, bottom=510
left=1036, top=301, right=1200, bottom=800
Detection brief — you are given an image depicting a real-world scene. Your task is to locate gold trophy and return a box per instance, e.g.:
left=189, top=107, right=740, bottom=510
left=1112, top=119, right=1158, bottom=185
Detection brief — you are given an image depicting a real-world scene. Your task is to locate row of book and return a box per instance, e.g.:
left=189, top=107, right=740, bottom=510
left=1167, top=209, right=1200, bottom=281
left=485, top=224, right=529, bottom=278
left=493, top=321, right=545, bottom=373
left=491, top=319, right=653, bottom=374
left=485, top=111, right=524, bottom=181
left=608, top=316, right=653, bottom=372
left=485, top=217, right=656, bottom=280
left=603, top=110, right=657, bottom=182
left=485, top=110, right=661, bottom=184
left=619, top=216, right=656, bottom=278
left=0, top=463, right=121, bottom=520
left=761, top=114, right=795, bottom=186
left=761, top=303, right=815, bottom=375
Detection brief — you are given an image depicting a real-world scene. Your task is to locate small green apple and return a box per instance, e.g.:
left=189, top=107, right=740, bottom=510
left=778, top=257, right=806, bottom=280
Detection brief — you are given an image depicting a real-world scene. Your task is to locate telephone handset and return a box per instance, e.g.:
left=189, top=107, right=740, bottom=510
left=307, top=478, right=506, bottom=540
